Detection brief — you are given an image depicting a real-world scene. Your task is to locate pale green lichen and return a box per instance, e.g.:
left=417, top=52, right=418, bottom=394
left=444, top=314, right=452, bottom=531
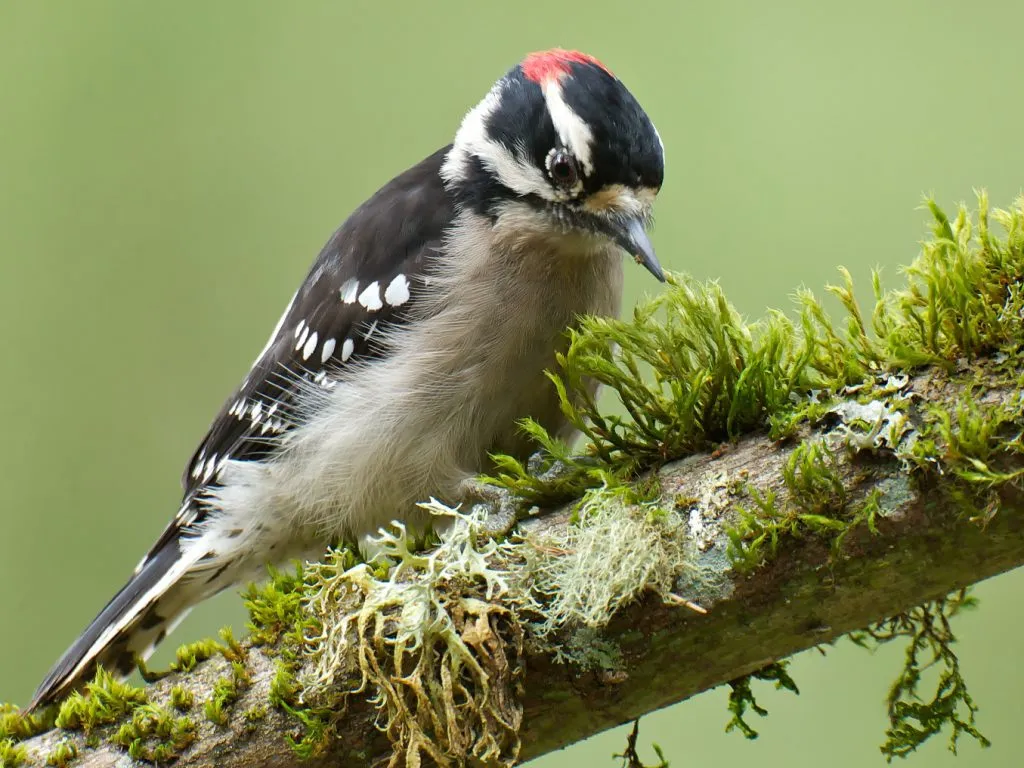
left=518, top=484, right=689, bottom=643
left=302, top=504, right=525, bottom=767
left=296, top=489, right=697, bottom=764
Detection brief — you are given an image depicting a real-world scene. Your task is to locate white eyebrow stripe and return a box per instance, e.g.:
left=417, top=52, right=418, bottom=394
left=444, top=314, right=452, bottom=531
left=543, top=79, right=595, bottom=176
left=442, top=78, right=557, bottom=202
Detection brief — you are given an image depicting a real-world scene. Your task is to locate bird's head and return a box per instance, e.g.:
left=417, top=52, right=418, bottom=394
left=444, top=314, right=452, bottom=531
left=442, top=49, right=666, bottom=281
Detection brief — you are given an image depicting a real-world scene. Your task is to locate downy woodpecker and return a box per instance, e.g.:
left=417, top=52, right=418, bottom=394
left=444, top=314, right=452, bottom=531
left=29, top=48, right=665, bottom=708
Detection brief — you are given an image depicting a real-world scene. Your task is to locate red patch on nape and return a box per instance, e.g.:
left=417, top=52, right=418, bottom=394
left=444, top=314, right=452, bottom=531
left=520, top=49, right=612, bottom=84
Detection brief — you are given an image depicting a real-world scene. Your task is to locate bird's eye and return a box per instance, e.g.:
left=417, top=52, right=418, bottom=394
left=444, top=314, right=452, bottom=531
left=546, top=148, right=580, bottom=191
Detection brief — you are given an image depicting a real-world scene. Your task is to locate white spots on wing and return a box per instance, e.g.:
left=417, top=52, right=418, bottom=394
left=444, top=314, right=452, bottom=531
left=176, top=504, right=198, bottom=529
left=312, top=369, right=337, bottom=390
left=321, top=337, right=336, bottom=362
left=294, top=319, right=305, bottom=339
left=267, top=402, right=279, bottom=418
left=341, top=338, right=355, bottom=362
left=190, top=448, right=207, bottom=479
left=339, top=278, right=359, bottom=304
left=261, top=411, right=287, bottom=433
left=203, top=453, right=219, bottom=483
left=384, top=274, right=410, bottom=307
left=295, top=325, right=310, bottom=351
left=302, top=331, right=319, bottom=361
left=358, top=281, right=383, bottom=311
left=192, top=451, right=227, bottom=484
left=250, top=401, right=263, bottom=424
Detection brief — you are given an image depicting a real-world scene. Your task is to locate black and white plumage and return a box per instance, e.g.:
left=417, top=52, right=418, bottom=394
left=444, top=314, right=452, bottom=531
left=29, top=49, right=666, bottom=709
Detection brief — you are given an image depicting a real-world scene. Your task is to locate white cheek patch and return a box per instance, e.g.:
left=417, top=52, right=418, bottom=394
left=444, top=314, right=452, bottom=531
left=542, top=79, right=595, bottom=177
left=442, top=78, right=554, bottom=201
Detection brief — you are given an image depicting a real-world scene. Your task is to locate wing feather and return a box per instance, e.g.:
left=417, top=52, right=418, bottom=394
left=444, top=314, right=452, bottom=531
left=141, top=145, right=456, bottom=569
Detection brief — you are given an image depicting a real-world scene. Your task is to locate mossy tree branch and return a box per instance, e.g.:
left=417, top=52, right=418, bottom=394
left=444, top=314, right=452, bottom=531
left=8, top=378, right=1023, bottom=767
left=5, top=194, right=1024, bottom=767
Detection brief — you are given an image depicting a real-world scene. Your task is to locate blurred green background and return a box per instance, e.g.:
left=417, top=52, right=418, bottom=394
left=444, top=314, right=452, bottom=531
left=1, top=1, right=1022, bottom=765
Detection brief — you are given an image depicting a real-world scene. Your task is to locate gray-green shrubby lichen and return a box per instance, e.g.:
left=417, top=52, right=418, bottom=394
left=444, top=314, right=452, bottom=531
left=295, top=494, right=691, bottom=766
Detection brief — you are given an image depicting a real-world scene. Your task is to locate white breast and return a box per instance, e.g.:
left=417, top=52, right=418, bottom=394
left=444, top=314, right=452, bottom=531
left=196, top=208, right=624, bottom=564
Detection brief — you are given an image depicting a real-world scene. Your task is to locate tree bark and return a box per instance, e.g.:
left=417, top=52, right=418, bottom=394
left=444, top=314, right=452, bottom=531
left=12, top=362, right=1024, bottom=768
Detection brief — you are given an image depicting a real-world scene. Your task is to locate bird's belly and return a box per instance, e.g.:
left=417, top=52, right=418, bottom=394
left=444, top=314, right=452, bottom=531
left=211, top=251, right=621, bottom=550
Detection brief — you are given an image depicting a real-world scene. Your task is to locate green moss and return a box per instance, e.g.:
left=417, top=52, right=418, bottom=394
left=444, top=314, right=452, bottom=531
left=110, top=704, right=195, bottom=763
left=281, top=705, right=331, bottom=761
left=850, top=589, right=988, bottom=760
left=725, top=662, right=800, bottom=740
left=169, top=638, right=221, bottom=674
left=266, top=660, right=332, bottom=758
left=242, top=563, right=310, bottom=649
left=204, top=661, right=251, bottom=727
left=169, top=685, right=193, bottom=712
left=54, top=668, right=147, bottom=734
left=613, top=721, right=669, bottom=768
left=44, top=740, right=77, bottom=767
left=488, top=192, right=1024, bottom=507
left=4, top=194, right=1020, bottom=763
left=0, top=738, right=28, bottom=767
left=0, top=704, right=51, bottom=743
left=268, top=662, right=300, bottom=710
left=217, top=627, right=245, bottom=663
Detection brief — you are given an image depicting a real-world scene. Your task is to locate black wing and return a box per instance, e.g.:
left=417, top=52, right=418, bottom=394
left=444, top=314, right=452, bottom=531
left=140, top=145, right=456, bottom=565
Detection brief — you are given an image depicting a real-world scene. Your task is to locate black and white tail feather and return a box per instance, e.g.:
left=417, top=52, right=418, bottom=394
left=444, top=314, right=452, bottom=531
left=28, top=49, right=665, bottom=709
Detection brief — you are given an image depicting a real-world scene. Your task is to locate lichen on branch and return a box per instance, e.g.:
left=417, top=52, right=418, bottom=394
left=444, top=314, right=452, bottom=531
left=3, top=193, right=1024, bottom=767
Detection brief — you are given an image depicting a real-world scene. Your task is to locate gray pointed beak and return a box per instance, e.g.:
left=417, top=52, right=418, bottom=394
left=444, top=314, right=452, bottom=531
left=611, top=217, right=665, bottom=282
